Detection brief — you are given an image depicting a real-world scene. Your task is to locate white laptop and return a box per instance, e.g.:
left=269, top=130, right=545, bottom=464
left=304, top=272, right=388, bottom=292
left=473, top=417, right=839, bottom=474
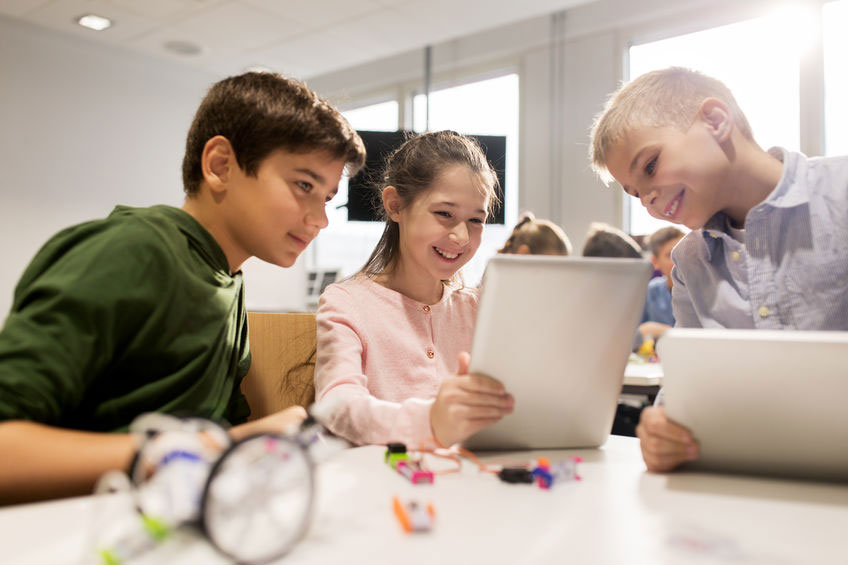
left=464, top=255, right=653, bottom=450
left=660, top=329, right=848, bottom=481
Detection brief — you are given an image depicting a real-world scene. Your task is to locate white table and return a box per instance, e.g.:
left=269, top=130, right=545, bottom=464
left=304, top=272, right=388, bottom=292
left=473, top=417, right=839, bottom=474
left=2, top=436, right=846, bottom=564
left=623, top=360, right=663, bottom=387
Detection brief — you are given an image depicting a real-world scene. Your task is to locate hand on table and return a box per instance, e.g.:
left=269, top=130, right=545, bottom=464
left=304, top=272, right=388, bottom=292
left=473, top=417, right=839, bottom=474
left=229, top=405, right=308, bottom=442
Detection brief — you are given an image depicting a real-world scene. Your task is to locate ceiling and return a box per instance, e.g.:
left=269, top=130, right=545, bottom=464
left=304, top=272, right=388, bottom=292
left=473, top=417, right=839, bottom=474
left=0, top=0, right=595, bottom=78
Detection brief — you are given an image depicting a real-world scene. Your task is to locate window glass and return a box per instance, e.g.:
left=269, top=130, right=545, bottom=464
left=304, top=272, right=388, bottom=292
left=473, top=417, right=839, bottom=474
left=343, top=100, right=398, bottom=132
left=627, top=12, right=803, bottom=236
left=412, top=74, right=519, bottom=283
left=309, top=101, right=400, bottom=284
left=824, top=0, right=848, bottom=156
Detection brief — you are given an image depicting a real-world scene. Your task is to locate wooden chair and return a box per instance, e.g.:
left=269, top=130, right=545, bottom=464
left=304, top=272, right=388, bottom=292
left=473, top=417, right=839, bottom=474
left=241, top=312, right=317, bottom=420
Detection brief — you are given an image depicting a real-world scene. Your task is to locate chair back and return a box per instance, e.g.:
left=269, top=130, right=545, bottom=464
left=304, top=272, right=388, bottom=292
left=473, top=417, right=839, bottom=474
left=242, top=312, right=316, bottom=420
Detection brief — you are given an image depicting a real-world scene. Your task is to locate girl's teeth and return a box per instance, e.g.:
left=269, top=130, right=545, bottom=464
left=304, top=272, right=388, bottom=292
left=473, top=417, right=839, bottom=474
left=436, top=248, right=458, bottom=259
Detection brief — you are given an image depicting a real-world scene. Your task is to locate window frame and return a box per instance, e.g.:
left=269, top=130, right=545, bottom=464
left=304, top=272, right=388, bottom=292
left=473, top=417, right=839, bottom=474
left=613, top=0, right=828, bottom=234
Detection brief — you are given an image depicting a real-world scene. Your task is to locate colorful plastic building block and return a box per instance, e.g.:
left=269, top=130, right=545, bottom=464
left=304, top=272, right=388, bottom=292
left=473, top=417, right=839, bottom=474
left=384, top=443, right=433, bottom=484
left=393, top=497, right=435, bottom=533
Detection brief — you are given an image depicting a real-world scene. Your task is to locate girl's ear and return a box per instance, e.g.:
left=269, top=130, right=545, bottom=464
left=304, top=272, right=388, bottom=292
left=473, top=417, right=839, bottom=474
left=202, top=135, right=236, bottom=193
left=382, top=186, right=403, bottom=222
left=698, top=98, right=733, bottom=143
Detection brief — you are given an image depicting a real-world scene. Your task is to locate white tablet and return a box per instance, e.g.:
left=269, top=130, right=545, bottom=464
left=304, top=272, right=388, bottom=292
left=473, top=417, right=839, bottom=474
left=660, top=328, right=848, bottom=481
left=464, top=255, right=653, bottom=450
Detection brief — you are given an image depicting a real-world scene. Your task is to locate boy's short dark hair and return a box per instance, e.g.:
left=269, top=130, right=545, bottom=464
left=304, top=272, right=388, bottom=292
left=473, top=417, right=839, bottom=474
left=646, top=226, right=685, bottom=257
left=582, top=222, right=643, bottom=259
left=182, top=72, right=366, bottom=195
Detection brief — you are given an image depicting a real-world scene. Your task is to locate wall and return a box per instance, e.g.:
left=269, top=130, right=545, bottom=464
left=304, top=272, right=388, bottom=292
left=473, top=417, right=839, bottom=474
left=307, top=0, right=783, bottom=253
left=0, top=0, right=798, bottom=317
left=0, top=16, right=307, bottom=318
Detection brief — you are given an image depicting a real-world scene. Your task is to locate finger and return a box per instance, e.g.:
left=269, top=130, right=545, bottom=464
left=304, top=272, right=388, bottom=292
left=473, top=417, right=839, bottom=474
left=457, top=351, right=470, bottom=375
left=460, top=405, right=509, bottom=420
left=640, top=407, right=693, bottom=444
left=464, top=417, right=503, bottom=436
left=645, top=451, right=693, bottom=473
left=643, top=434, right=697, bottom=458
left=453, top=391, right=514, bottom=410
left=457, top=374, right=506, bottom=395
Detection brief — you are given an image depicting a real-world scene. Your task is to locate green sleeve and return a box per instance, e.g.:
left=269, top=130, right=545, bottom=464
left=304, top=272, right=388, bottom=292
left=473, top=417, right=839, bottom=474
left=0, top=223, right=174, bottom=424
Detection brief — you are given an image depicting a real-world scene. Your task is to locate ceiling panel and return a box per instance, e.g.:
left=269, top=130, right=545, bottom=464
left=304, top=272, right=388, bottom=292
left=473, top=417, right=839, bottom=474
left=1, top=0, right=599, bottom=78
left=241, top=0, right=382, bottom=30
left=19, top=0, right=159, bottom=41
left=0, top=0, right=50, bottom=17
left=129, top=1, right=304, bottom=63
left=107, top=0, right=225, bottom=23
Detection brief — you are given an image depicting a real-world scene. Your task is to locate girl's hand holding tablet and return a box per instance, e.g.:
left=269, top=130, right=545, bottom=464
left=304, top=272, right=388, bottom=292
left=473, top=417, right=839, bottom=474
left=430, top=352, right=514, bottom=447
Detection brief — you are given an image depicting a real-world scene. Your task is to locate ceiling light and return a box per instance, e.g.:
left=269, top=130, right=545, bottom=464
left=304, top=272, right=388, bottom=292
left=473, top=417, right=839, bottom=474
left=163, top=40, right=202, bottom=56
left=76, top=14, right=112, bottom=31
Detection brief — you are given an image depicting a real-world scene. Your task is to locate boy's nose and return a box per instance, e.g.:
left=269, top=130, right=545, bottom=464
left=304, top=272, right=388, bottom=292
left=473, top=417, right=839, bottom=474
left=308, top=202, right=329, bottom=229
left=638, top=184, right=658, bottom=208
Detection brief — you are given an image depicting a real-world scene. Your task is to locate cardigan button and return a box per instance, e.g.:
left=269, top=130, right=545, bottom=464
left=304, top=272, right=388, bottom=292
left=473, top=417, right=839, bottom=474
left=426, top=348, right=435, bottom=359
left=423, top=305, right=431, bottom=312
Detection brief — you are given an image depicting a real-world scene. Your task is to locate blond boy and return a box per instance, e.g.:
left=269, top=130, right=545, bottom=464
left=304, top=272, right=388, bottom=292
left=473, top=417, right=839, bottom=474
left=590, top=67, right=848, bottom=472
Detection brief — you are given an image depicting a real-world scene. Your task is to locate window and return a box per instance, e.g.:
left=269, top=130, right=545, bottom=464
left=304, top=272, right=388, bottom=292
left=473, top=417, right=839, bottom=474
left=824, top=0, right=848, bottom=156
left=626, top=11, right=806, bottom=236
left=412, top=73, right=520, bottom=283
left=309, top=100, right=400, bottom=286
left=342, top=100, right=398, bottom=133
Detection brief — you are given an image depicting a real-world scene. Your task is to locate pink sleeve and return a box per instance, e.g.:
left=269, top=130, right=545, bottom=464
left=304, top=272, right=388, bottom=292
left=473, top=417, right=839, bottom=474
left=313, top=284, right=435, bottom=448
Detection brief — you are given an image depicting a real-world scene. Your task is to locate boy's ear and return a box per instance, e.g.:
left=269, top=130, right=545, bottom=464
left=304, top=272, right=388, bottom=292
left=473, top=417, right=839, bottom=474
left=202, top=135, right=236, bottom=192
left=516, top=244, right=532, bottom=255
left=382, top=186, right=403, bottom=222
left=650, top=254, right=660, bottom=269
left=698, top=98, right=733, bottom=143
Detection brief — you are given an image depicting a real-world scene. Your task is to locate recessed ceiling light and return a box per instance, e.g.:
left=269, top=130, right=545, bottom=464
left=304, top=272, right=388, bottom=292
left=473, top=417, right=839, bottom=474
left=75, top=14, right=112, bottom=32
left=163, top=40, right=202, bottom=56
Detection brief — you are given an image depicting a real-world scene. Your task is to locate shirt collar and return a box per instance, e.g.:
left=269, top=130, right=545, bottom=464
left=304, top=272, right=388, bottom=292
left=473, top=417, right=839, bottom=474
left=761, top=147, right=809, bottom=209
left=697, top=147, right=808, bottom=259
left=699, top=213, right=729, bottom=260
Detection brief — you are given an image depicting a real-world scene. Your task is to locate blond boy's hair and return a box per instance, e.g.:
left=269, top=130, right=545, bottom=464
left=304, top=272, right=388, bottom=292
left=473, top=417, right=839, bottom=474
left=589, top=67, right=754, bottom=184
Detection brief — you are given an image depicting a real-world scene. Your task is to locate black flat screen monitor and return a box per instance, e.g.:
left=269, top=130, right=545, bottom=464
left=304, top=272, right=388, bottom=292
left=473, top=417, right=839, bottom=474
left=346, top=130, right=506, bottom=224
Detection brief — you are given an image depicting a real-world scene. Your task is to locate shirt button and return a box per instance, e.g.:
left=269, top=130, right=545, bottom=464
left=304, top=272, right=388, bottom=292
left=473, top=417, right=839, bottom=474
left=758, top=306, right=770, bottom=318
left=426, top=348, right=435, bottom=359
left=731, top=251, right=740, bottom=261
left=422, top=305, right=431, bottom=312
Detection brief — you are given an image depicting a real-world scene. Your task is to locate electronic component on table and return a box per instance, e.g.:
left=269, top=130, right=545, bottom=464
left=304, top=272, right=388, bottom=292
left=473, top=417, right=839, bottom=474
left=497, top=456, right=582, bottom=488
left=393, top=496, right=435, bottom=533
left=384, top=443, right=434, bottom=484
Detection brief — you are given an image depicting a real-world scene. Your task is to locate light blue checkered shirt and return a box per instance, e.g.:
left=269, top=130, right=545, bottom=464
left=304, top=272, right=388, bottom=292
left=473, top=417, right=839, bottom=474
left=670, top=148, right=848, bottom=330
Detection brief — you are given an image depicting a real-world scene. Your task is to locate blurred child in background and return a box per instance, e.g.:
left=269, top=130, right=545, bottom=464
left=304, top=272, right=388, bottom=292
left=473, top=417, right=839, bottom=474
left=499, top=212, right=572, bottom=256
left=581, top=222, right=644, bottom=258
left=638, top=226, right=685, bottom=341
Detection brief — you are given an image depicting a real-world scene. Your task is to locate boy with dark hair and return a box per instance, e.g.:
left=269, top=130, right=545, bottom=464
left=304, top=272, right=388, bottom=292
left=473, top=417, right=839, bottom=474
left=0, top=72, right=366, bottom=504
left=590, top=67, right=848, bottom=472
left=638, top=226, right=685, bottom=341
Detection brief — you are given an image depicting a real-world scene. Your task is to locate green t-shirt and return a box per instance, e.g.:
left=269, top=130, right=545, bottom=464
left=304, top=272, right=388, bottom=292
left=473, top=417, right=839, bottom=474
left=0, top=205, right=251, bottom=431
